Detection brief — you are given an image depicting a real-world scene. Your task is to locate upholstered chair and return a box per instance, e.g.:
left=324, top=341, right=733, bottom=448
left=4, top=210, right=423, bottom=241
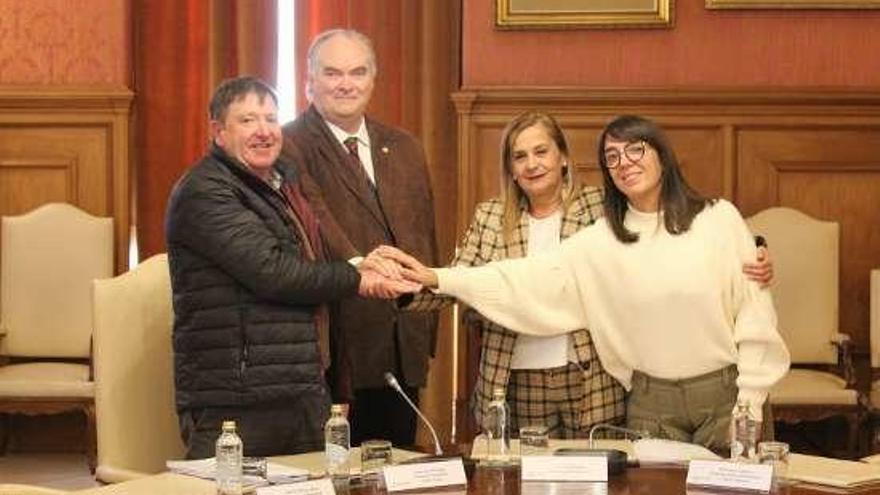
left=92, top=253, right=184, bottom=483
left=0, top=203, right=113, bottom=472
left=746, top=207, right=860, bottom=458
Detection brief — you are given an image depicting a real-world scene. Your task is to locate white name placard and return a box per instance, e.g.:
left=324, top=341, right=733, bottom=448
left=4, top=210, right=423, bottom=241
left=521, top=456, right=608, bottom=482
left=256, top=477, right=335, bottom=495
left=686, top=460, right=773, bottom=493
left=383, top=459, right=467, bottom=492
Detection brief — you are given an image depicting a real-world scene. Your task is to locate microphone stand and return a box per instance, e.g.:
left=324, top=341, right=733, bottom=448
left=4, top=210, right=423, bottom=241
left=384, top=372, right=443, bottom=456
left=588, top=423, right=651, bottom=448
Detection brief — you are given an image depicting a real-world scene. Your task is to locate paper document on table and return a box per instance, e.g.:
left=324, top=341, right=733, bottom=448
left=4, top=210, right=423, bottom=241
left=786, top=453, right=880, bottom=488
left=269, top=447, right=427, bottom=477
left=166, top=457, right=308, bottom=486
left=632, top=439, right=721, bottom=465
left=469, top=435, right=635, bottom=460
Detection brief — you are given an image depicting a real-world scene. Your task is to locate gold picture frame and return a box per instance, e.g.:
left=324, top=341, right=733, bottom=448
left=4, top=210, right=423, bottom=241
left=496, top=0, right=674, bottom=29
left=706, top=0, right=880, bottom=8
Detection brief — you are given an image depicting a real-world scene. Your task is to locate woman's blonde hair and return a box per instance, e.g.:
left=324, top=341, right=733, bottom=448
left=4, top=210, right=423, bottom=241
left=499, top=111, right=579, bottom=242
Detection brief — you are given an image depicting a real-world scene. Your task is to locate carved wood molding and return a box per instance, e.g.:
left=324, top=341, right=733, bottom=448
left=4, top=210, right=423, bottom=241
left=454, top=86, right=880, bottom=114
left=0, top=85, right=133, bottom=274
left=0, top=86, right=133, bottom=112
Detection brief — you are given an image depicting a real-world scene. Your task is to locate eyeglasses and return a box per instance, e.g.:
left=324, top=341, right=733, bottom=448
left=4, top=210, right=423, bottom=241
left=603, top=141, right=647, bottom=169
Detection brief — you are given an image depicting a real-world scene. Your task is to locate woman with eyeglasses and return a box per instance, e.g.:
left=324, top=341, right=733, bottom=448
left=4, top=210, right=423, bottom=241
left=389, top=114, right=789, bottom=450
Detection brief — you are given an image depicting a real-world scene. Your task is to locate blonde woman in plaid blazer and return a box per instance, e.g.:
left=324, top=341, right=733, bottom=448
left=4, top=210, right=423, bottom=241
left=460, top=192, right=628, bottom=437
left=410, top=111, right=626, bottom=438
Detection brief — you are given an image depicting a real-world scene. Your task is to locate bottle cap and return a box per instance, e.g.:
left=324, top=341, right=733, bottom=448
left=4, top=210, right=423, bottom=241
left=222, top=420, right=236, bottom=431
left=330, top=404, right=345, bottom=414
left=492, top=387, right=505, bottom=398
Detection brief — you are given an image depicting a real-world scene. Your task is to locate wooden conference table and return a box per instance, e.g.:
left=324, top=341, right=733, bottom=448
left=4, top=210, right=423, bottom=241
left=71, top=459, right=880, bottom=495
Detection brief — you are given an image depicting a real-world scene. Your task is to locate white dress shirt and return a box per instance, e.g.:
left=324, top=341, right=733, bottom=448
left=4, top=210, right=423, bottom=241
left=325, top=118, right=375, bottom=184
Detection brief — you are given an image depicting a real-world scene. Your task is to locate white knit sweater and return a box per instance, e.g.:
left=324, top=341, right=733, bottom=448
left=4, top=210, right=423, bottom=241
left=436, top=199, right=790, bottom=420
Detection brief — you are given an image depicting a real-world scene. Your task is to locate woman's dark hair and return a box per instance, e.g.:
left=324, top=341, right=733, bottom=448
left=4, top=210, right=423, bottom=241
left=597, top=115, right=712, bottom=243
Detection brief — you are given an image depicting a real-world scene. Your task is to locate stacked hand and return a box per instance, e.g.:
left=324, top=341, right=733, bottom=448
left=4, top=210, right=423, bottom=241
left=357, top=248, right=423, bottom=299
left=743, top=246, right=773, bottom=288
left=356, top=246, right=438, bottom=299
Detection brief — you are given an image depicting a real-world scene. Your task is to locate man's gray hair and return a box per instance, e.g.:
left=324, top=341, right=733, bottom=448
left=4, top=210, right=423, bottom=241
left=305, top=29, right=377, bottom=99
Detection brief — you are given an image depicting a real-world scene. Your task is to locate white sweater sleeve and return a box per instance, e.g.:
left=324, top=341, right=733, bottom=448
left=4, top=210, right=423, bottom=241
left=435, top=240, right=589, bottom=337
left=721, top=201, right=791, bottom=420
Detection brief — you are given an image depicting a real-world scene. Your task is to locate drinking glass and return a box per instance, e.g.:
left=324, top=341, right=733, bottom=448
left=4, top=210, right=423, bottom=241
left=519, top=425, right=550, bottom=457
left=242, top=456, right=268, bottom=479
left=758, top=441, right=790, bottom=488
left=361, top=439, right=393, bottom=476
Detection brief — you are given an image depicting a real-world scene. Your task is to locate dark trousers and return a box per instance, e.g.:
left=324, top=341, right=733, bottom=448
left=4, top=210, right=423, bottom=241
left=180, top=394, right=329, bottom=459
left=350, top=385, right=419, bottom=447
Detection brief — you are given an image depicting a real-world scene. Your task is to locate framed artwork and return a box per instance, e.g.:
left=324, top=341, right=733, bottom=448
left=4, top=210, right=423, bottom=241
left=496, top=0, right=674, bottom=29
left=706, top=0, right=880, bottom=8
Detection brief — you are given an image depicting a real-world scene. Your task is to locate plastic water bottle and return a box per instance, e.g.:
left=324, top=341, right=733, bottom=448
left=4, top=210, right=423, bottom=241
left=324, top=404, right=351, bottom=479
left=483, top=387, right=512, bottom=466
left=730, top=400, right=757, bottom=462
left=216, top=420, right=243, bottom=495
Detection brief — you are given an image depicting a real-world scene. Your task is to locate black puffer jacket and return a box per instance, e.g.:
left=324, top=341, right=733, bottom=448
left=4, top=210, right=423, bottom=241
left=165, top=146, right=360, bottom=413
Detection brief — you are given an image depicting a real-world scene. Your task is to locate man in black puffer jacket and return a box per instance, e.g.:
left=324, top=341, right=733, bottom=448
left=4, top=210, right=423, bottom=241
left=165, top=76, right=415, bottom=458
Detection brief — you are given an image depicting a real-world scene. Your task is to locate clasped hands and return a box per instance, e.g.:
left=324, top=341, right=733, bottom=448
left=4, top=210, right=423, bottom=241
left=356, top=246, right=436, bottom=299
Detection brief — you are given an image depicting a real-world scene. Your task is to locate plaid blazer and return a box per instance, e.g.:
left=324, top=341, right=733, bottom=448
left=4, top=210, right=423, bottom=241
left=413, top=186, right=626, bottom=434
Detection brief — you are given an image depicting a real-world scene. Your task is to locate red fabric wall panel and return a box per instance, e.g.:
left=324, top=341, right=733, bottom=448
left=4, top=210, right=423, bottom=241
left=134, top=0, right=211, bottom=258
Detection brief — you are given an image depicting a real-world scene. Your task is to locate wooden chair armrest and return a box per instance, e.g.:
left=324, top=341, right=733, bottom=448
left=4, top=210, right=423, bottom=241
left=830, top=332, right=856, bottom=387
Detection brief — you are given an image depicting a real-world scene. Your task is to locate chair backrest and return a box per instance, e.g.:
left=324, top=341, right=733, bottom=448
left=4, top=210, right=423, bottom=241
left=871, top=269, right=880, bottom=369
left=1, top=203, right=113, bottom=358
left=746, top=207, right=839, bottom=365
left=93, top=253, right=185, bottom=482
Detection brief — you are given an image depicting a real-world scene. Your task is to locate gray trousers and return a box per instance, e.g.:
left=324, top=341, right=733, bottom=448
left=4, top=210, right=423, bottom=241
left=626, top=365, right=773, bottom=452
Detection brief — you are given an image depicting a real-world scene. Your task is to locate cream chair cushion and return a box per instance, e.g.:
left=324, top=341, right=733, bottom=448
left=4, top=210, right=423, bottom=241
left=1, top=203, right=113, bottom=358
left=0, top=363, right=93, bottom=397
left=768, top=369, right=858, bottom=405
left=70, top=472, right=214, bottom=495
left=0, top=485, right=69, bottom=495
left=93, top=253, right=185, bottom=483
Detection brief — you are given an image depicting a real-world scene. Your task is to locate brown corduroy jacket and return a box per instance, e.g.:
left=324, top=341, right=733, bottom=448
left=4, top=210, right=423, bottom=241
left=281, top=105, right=439, bottom=397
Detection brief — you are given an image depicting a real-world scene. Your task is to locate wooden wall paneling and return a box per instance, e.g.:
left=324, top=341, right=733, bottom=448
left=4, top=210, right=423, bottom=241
left=737, top=128, right=880, bottom=348
left=0, top=86, right=133, bottom=274
left=453, top=86, right=880, bottom=359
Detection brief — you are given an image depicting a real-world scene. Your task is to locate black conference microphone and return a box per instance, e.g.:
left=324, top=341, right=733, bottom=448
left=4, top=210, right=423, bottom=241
left=554, top=423, right=650, bottom=475
left=384, top=372, right=443, bottom=456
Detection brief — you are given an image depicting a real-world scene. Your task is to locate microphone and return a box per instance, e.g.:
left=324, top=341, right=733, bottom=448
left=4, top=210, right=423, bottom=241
left=588, top=423, right=651, bottom=447
left=554, top=424, right=650, bottom=476
left=384, top=372, right=443, bottom=456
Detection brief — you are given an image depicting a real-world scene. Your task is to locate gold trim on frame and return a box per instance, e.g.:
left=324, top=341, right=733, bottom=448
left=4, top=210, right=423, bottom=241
left=707, top=0, right=880, bottom=8
left=496, top=0, right=674, bottom=29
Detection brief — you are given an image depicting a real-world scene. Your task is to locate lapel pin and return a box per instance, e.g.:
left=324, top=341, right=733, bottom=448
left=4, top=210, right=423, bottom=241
left=381, top=146, right=389, bottom=154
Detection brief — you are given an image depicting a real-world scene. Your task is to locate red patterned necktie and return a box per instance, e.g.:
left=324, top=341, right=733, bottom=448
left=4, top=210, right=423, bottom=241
left=343, top=136, right=374, bottom=188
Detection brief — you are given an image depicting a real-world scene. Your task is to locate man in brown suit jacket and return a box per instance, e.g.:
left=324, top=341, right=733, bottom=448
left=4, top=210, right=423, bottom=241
left=281, top=29, right=438, bottom=446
